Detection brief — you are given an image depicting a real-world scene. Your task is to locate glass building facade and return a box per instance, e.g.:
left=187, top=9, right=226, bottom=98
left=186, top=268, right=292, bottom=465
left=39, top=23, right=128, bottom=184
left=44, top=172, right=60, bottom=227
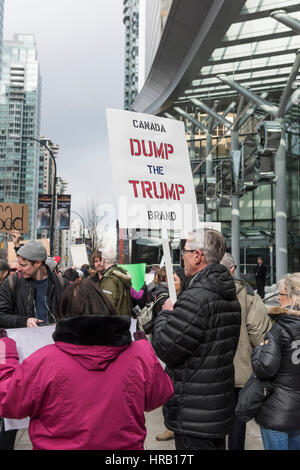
left=123, top=0, right=140, bottom=110
left=0, top=34, right=41, bottom=239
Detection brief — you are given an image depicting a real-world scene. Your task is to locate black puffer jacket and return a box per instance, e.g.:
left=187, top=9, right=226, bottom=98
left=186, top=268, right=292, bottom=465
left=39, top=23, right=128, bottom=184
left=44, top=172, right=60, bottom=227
left=252, top=306, right=300, bottom=431
left=154, top=263, right=241, bottom=439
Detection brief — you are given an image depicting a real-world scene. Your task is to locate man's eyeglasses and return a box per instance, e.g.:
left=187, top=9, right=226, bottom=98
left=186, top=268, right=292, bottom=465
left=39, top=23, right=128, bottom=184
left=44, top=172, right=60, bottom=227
left=10, top=268, right=17, bottom=273
left=181, top=248, right=197, bottom=257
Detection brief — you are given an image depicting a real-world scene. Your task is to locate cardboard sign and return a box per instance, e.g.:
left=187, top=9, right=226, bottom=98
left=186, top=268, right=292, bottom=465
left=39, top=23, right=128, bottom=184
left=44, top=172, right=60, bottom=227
left=106, top=109, right=199, bottom=232
left=7, top=239, right=50, bottom=263
left=0, top=203, right=29, bottom=234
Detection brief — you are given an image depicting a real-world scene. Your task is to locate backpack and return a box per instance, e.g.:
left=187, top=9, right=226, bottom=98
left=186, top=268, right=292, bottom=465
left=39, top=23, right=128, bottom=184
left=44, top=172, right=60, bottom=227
left=136, top=292, right=169, bottom=344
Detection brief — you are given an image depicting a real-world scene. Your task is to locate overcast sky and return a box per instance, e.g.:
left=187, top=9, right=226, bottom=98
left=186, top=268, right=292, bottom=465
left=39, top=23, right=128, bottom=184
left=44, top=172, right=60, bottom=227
left=3, top=0, right=124, bottom=217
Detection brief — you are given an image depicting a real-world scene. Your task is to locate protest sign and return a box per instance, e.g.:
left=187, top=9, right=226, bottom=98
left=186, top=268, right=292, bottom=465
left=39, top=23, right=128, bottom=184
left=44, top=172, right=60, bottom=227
left=7, top=239, right=50, bottom=263
left=5, top=325, right=55, bottom=431
left=106, top=109, right=199, bottom=233
left=118, top=263, right=146, bottom=291
left=0, top=203, right=29, bottom=234
left=70, top=244, right=89, bottom=267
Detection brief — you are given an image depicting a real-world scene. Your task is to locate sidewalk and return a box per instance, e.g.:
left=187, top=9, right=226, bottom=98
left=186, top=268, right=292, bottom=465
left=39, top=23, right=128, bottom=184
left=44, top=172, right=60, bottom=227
left=14, top=406, right=263, bottom=450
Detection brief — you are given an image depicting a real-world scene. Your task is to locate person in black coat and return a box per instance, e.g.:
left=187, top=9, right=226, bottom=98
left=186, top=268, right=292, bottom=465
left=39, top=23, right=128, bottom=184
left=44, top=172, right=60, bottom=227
left=255, top=257, right=267, bottom=299
left=251, top=272, right=300, bottom=450
left=154, top=229, right=241, bottom=451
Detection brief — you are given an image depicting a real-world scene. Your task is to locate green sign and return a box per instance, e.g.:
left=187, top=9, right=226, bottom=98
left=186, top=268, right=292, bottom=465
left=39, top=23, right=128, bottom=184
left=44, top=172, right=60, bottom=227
left=118, top=263, right=146, bottom=291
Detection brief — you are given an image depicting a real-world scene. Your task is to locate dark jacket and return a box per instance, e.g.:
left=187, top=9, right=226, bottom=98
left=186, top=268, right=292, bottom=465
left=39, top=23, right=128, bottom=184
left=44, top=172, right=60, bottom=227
left=252, top=306, right=300, bottom=431
left=154, top=263, right=241, bottom=439
left=255, top=264, right=266, bottom=281
left=0, top=266, right=65, bottom=328
left=90, top=272, right=102, bottom=284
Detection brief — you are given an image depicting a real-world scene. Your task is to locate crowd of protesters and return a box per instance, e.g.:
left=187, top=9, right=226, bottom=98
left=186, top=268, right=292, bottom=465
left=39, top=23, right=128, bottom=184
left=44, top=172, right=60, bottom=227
left=0, top=228, right=299, bottom=450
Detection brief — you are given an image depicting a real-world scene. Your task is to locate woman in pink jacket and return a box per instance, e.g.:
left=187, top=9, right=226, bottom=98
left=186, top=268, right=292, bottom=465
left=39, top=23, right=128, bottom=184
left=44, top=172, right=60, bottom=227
left=0, top=280, right=173, bottom=450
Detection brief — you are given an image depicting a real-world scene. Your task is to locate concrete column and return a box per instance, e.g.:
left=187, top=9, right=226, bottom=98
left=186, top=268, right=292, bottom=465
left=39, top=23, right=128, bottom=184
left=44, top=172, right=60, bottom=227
left=231, top=130, right=240, bottom=278
left=275, top=118, right=288, bottom=281
left=205, top=133, right=213, bottom=222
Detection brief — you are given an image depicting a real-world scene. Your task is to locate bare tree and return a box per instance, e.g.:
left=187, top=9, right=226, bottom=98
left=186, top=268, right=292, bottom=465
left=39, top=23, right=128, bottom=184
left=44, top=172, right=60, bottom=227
left=81, top=198, right=117, bottom=255
left=81, top=197, right=100, bottom=254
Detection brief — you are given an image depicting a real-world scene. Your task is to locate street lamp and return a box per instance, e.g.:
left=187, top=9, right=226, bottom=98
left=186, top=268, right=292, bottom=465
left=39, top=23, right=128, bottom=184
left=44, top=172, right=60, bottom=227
left=10, top=134, right=57, bottom=254
left=71, top=211, right=85, bottom=244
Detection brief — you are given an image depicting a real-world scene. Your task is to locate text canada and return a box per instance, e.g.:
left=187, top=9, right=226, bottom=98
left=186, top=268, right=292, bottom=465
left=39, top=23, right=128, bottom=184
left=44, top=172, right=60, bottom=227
left=132, top=119, right=166, bottom=133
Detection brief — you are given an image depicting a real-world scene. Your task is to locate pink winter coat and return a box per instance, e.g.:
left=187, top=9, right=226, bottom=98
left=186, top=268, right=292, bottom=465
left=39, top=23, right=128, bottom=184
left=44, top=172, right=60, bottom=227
left=0, top=315, right=173, bottom=450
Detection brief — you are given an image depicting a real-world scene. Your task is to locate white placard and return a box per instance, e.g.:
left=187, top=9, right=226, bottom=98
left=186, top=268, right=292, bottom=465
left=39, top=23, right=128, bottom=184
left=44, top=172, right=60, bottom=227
left=106, top=109, right=199, bottom=232
left=70, top=244, right=89, bottom=267
left=5, top=325, right=55, bottom=431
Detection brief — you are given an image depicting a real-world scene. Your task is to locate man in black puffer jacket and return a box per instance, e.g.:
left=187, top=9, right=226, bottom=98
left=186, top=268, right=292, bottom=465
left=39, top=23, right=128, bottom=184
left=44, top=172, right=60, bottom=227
left=154, top=229, right=241, bottom=451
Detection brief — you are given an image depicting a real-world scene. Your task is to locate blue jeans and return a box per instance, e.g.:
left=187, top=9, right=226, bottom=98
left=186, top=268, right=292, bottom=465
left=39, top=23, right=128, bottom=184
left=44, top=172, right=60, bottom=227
left=260, top=426, right=300, bottom=450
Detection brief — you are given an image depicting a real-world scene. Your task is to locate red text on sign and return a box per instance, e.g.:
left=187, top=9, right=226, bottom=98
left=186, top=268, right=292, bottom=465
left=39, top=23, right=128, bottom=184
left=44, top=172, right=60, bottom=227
left=130, top=139, right=174, bottom=160
left=128, top=180, right=185, bottom=200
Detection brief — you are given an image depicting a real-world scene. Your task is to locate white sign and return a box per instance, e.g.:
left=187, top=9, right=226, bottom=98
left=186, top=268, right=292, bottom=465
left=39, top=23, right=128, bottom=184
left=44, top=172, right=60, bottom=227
left=70, top=244, right=89, bottom=267
left=106, top=109, right=199, bottom=232
left=5, top=325, right=55, bottom=431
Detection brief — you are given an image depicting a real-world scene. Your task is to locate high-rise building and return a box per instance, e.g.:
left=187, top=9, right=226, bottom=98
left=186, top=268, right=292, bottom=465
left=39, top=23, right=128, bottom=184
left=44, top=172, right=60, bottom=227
left=38, top=137, right=58, bottom=195
left=0, top=0, right=4, bottom=81
left=123, top=0, right=139, bottom=110
left=0, top=34, right=41, bottom=239
left=138, top=0, right=172, bottom=91
left=123, top=0, right=172, bottom=109
left=54, top=176, right=69, bottom=259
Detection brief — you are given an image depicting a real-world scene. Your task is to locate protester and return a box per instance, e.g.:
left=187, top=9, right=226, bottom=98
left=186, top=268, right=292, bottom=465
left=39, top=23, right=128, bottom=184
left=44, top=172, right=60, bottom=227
left=154, top=228, right=241, bottom=451
left=250, top=272, right=300, bottom=450
left=80, top=264, right=90, bottom=279
left=90, top=250, right=104, bottom=283
left=220, top=252, right=272, bottom=450
left=0, top=240, right=65, bottom=328
left=0, top=280, right=173, bottom=450
left=61, top=268, right=79, bottom=283
left=8, top=261, right=18, bottom=275
left=0, top=239, right=67, bottom=450
left=0, top=260, right=10, bottom=285
left=156, top=267, right=191, bottom=443
left=130, top=284, right=147, bottom=310
left=146, top=265, right=161, bottom=302
left=99, top=247, right=132, bottom=315
left=255, top=257, right=267, bottom=299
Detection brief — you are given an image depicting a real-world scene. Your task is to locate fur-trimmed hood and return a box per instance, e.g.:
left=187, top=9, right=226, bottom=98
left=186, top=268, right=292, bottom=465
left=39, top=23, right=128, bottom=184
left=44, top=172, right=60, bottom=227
left=52, top=315, right=132, bottom=371
left=102, top=265, right=132, bottom=288
left=268, top=306, right=300, bottom=318
left=268, top=306, right=300, bottom=341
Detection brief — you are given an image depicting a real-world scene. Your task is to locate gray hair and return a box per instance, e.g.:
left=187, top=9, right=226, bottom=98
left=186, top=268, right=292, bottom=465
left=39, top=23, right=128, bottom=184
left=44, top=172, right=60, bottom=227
left=188, top=228, right=226, bottom=264
left=278, top=273, right=300, bottom=307
left=220, top=252, right=235, bottom=271
left=102, top=247, right=117, bottom=264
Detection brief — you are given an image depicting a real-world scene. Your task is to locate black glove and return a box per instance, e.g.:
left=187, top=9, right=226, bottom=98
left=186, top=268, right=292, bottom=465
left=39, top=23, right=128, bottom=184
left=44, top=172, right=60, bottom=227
left=133, top=331, right=148, bottom=341
left=0, top=328, right=7, bottom=338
